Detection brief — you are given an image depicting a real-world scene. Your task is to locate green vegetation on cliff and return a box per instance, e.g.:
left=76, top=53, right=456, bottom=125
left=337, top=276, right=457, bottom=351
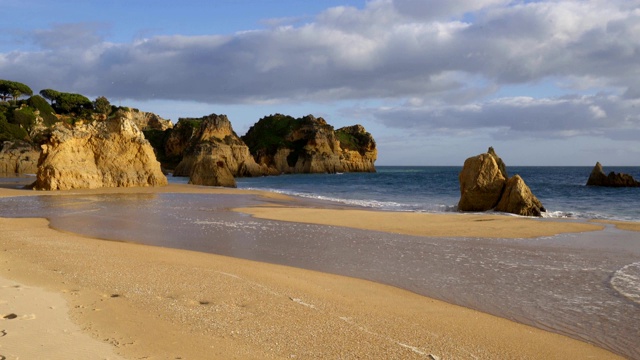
left=0, top=79, right=125, bottom=144
left=241, top=114, right=299, bottom=155
left=335, top=126, right=373, bottom=154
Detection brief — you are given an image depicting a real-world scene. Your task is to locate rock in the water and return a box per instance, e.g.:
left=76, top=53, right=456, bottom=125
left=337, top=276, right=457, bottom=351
left=0, top=140, right=40, bottom=174
left=495, top=175, right=546, bottom=216
left=335, top=124, right=378, bottom=172
left=187, top=144, right=237, bottom=187
left=33, top=116, right=167, bottom=190
left=586, top=162, right=640, bottom=187
left=458, top=147, right=545, bottom=217
left=243, top=114, right=377, bottom=174
left=457, top=152, right=507, bottom=212
left=173, top=114, right=268, bottom=187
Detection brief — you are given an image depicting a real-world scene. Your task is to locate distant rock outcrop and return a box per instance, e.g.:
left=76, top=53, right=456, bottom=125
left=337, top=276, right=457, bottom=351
left=172, top=114, right=268, bottom=187
left=33, top=116, right=167, bottom=190
left=242, top=114, right=377, bottom=174
left=458, top=147, right=545, bottom=216
left=586, top=162, right=640, bottom=187
left=0, top=140, right=40, bottom=174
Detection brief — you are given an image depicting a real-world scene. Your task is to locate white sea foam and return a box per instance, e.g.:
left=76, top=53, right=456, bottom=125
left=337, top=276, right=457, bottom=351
left=241, top=187, right=456, bottom=213
left=610, top=262, right=640, bottom=305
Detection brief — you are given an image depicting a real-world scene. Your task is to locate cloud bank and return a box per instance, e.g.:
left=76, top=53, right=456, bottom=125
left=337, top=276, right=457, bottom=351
left=2, top=0, right=639, bottom=144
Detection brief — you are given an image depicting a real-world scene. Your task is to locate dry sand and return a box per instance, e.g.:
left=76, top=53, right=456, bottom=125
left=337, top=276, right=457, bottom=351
left=0, top=184, right=626, bottom=359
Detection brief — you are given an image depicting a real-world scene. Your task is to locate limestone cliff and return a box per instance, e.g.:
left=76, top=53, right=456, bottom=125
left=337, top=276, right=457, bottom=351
left=117, top=108, right=174, bottom=131
left=458, top=147, right=545, bottom=217
left=33, top=116, right=167, bottom=190
left=0, top=140, right=40, bottom=174
left=172, top=114, right=268, bottom=187
left=242, top=114, right=377, bottom=174
left=335, top=125, right=378, bottom=172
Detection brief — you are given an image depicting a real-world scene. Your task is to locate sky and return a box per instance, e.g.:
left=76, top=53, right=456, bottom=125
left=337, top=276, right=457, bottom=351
left=1, top=0, right=639, bottom=166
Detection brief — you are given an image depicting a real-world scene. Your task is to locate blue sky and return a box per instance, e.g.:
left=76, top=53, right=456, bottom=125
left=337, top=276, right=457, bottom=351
left=2, top=0, right=640, bottom=165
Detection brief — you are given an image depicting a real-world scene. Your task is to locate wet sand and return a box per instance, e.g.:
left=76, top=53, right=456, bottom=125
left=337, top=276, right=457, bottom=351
left=0, top=184, right=633, bottom=359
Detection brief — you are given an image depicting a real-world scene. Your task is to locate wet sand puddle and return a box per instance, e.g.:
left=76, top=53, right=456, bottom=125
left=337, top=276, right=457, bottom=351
left=1, top=193, right=639, bottom=359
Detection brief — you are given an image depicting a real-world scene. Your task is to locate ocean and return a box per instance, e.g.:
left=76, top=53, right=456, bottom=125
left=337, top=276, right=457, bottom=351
left=231, top=166, right=640, bottom=221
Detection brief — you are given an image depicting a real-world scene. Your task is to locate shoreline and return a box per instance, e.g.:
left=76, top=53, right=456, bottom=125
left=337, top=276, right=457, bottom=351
left=0, top=184, right=635, bottom=358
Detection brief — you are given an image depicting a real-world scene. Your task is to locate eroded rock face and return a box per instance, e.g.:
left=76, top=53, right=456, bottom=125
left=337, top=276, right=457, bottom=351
left=118, top=108, right=174, bottom=131
left=173, top=114, right=268, bottom=187
left=458, top=147, right=545, bottom=217
left=34, top=117, right=167, bottom=190
left=457, top=152, right=507, bottom=212
left=495, top=175, right=546, bottom=217
left=336, top=125, right=378, bottom=172
left=586, top=162, right=640, bottom=187
left=243, top=114, right=377, bottom=174
left=185, top=143, right=237, bottom=187
left=0, top=141, right=40, bottom=174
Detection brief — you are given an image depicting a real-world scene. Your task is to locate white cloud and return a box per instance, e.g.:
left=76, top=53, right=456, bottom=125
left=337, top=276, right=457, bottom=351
left=370, top=93, right=640, bottom=140
left=1, top=0, right=640, bottom=153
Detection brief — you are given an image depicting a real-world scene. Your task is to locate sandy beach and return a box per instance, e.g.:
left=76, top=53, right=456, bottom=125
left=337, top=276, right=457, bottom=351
left=0, top=184, right=630, bottom=359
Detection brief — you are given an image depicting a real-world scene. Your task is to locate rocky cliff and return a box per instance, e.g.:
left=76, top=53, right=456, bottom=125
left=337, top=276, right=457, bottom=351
left=242, top=114, right=377, bottom=174
left=586, top=162, right=640, bottom=187
left=117, top=108, right=174, bottom=131
left=33, top=116, right=167, bottom=190
left=458, top=147, right=545, bottom=216
left=172, top=114, right=268, bottom=187
left=0, top=140, right=40, bottom=174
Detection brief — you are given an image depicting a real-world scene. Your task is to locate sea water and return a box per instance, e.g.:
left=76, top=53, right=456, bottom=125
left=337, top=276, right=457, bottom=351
left=235, top=166, right=640, bottom=221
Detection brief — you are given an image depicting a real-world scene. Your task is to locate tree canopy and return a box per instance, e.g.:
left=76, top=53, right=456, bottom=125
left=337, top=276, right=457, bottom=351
left=39, top=89, right=61, bottom=104
left=0, top=80, right=33, bottom=103
left=39, top=88, right=92, bottom=114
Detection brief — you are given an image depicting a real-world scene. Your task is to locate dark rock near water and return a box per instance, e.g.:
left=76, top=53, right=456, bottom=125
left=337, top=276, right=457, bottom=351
left=586, top=162, right=640, bottom=187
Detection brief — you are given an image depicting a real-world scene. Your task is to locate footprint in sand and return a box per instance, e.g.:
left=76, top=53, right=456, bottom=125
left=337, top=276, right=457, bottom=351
left=2, top=314, right=17, bottom=320
left=1, top=329, right=7, bottom=337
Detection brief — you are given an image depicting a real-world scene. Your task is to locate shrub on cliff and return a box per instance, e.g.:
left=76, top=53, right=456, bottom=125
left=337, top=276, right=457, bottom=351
left=28, top=95, right=58, bottom=126
left=94, top=96, right=112, bottom=116
left=0, top=116, right=28, bottom=142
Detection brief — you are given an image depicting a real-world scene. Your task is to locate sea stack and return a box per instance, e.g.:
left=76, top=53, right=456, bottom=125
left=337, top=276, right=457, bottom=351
left=242, top=114, right=377, bottom=174
left=586, top=162, right=640, bottom=187
left=458, top=147, right=545, bottom=217
left=172, top=114, right=268, bottom=187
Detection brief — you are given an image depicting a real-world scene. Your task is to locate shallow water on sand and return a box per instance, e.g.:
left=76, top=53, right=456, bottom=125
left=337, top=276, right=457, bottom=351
left=1, top=193, right=639, bottom=359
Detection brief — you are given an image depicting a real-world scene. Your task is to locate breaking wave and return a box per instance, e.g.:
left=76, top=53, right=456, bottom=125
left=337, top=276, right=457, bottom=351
left=611, top=262, right=640, bottom=305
